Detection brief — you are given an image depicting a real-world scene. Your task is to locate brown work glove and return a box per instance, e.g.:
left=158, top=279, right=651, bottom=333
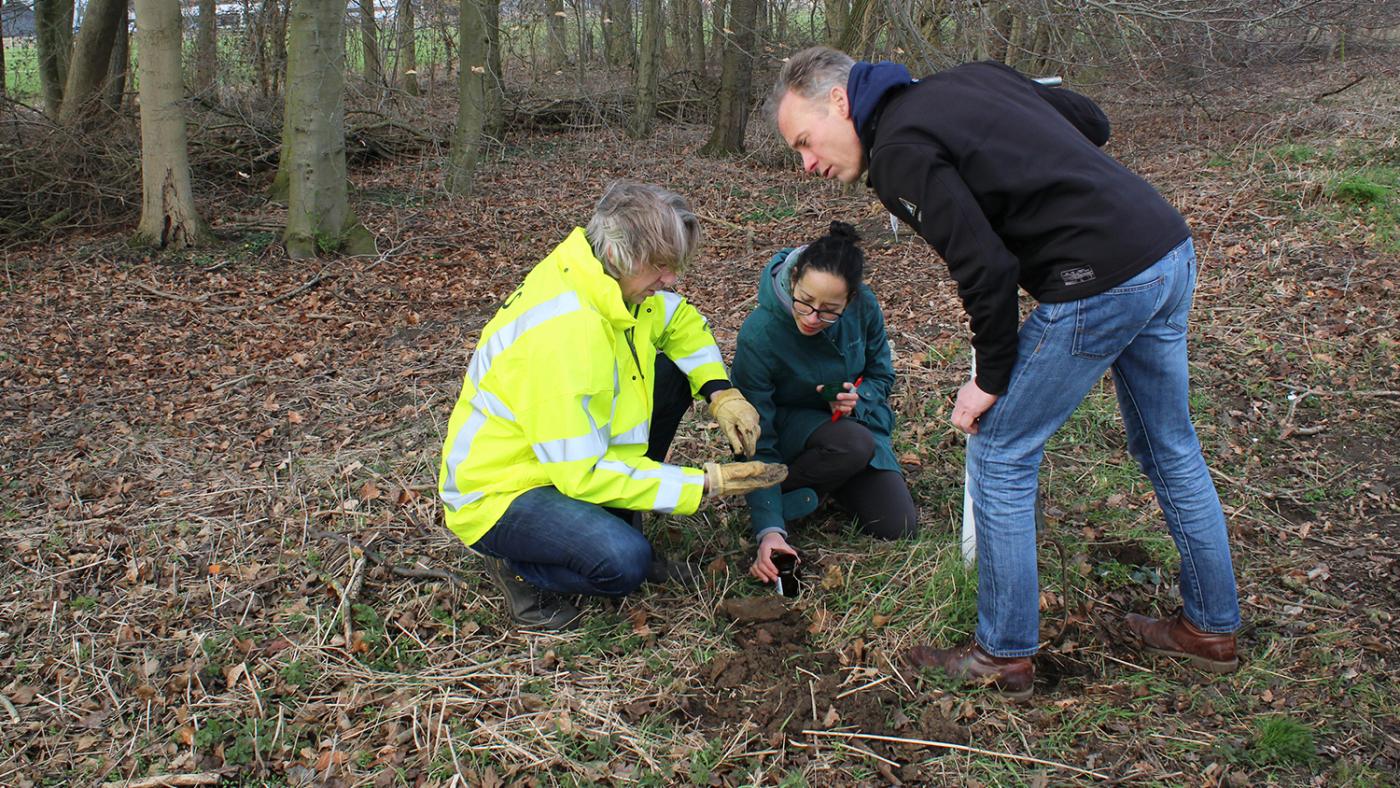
left=709, top=388, right=761, bottom=458
left=703, top=461, right=788, bottom=498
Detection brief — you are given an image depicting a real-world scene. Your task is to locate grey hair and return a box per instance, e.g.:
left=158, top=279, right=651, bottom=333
left=586, top=180, right=702, bottom=278
left=765, top=46, right=855, bottom=124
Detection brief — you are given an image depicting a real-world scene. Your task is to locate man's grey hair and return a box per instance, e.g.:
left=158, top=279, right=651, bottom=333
left=587, top=180, right=702, bottom=278
left=766, top=46, right=855, bottom=124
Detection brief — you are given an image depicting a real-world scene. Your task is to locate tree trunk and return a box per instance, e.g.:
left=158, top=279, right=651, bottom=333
left=282, top=0, right=374, bottom=257
left=194, top=0, right=216, bottom=94
left=133, top=0, right=211, bottom=248
left=603, top=0, right=632, bottom=68
left=395, top=0, right=419, bottom=95
left=709, top=0, right=725, bottom=70
left=446, top=0, right=488, bottom=194
left=700, top=0, right=756, bottom=156
left=674, top=0, right=690, bottom=70
left=104, top=0, right=130, bottom=111
left=546, top=0, right=566, bottom=68
left=483, top=0, right=503, bottom=137
left=357, top=0, right=383, bottom=86
left=628, top=0, right=660, bottom=138
left=36, top=0, right=75, bottom=116
left=59, top=0, right=126, bottom=125
left=688, top=0, right=704, bottom=75
left=0, top=0, right=7, bottom=99
left=823, top=0, right=847, bottom=45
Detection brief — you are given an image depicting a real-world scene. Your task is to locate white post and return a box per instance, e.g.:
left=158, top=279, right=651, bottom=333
left=961, top=353, right=978, bottom=567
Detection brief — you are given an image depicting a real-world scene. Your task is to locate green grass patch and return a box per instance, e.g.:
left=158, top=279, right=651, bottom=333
left=1243, top=715, right=1317, bottom=769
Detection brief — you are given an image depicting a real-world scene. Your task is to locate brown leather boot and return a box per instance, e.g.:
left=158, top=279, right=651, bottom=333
left=1125, top=609, right=1238, bottom=674
left=904, top=641, right=1034, bottom=701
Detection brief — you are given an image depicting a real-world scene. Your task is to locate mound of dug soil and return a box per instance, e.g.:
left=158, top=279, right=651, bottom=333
left=691, top=596, right=970, bottom=776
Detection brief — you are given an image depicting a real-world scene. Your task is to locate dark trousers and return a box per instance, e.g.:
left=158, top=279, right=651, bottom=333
left=781, top=418, right=919, bottom=540
left=476, top=355, right=695, bottom=595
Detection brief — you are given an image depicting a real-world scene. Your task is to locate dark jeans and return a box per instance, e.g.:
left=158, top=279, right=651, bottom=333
left=473, top=356, right=693, bottom=596
left=781, top=418, right=919, bottom=540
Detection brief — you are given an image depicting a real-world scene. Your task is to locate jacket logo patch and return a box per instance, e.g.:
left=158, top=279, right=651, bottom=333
left=1059, top=266, right=1096, bottom=286
left=898, top=197, right=922, bottom=225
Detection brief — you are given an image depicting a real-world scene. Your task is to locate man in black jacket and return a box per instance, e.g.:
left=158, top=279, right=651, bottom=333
left=769, top=47, right=1241, bottom=700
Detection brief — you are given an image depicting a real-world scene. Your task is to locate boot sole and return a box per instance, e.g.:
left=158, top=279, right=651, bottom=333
left=1144, top=646, right=1238, bottom=674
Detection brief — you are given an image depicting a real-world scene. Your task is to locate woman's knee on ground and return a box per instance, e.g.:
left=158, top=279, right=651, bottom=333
left=810, top=419, right=877, bottom=474
left=858, top=500, right=920, bottom=541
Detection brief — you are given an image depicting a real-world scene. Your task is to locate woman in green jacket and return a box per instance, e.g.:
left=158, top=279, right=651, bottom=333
left=733, top=221, right=919, bottom=584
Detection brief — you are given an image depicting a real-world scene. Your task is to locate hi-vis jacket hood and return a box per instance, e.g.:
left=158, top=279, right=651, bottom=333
left=438, top=228, right=728, bottom=546
left=731, top=248, right=900, bottom=538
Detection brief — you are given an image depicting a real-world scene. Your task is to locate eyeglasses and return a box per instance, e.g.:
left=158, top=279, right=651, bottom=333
left=792, top=297, right=843, bottom=324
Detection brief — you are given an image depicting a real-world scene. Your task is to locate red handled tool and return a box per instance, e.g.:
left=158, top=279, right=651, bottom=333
left=831, top=376, right=864, bottom=422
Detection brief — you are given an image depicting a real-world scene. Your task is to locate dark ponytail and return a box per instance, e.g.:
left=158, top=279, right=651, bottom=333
left=791, top=220, right=865, bottom=297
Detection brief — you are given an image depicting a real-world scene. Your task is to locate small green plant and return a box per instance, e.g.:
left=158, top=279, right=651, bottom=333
left=1331, top=175, right=1390, bottom=206
left=280, top=659, right=316, bottom=687
left=1274, top=143, right=1315, bottom=164
left=69, top=596, right=98, bottom=611
left=1246, top=715, right=1316, bottom=768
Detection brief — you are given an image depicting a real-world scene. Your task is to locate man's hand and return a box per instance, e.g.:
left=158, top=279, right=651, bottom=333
left=703, top=461, right=788, bottom=498
left=709, top=389, right=761, bottom=457
left=750, top=531, right=798, bottom=583
left=952, top=379, right=999, bottom=434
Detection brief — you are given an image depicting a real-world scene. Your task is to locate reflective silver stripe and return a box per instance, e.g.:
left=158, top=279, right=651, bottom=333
left=441, top=410, right=488, bottom=510
left=532, top=394, right=609, bottom=464
left=595, top=460, right=700, bottom=513
left=611, top=420, right=650, bottom=446
left=468, top=291, right=583, bottom=384
left=532, top=430, right=608, bottom=464
left=472, top=390, right=515, bottom=422
left=659, top=291, right=683, bottom=330
left=671, top=344, right=723, bottom=375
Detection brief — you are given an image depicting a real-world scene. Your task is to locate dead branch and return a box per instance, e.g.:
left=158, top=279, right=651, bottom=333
left=133, top=281, right=211, bottom=304
left=204, top=271, right=334, bottom=314
left=310, top=529, right=472, bottom=589
left=800, top=729, right=1111, bottom=780
left=100, top=774, right=222, bottom=788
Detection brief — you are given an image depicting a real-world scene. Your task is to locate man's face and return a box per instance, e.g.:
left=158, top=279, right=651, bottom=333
left=618, top=260, right=678, bottom=305
left=776, top=87, right=865, bottom=184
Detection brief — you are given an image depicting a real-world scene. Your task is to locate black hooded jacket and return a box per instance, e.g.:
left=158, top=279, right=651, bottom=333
left=855, top=60, right=1190, bottom=395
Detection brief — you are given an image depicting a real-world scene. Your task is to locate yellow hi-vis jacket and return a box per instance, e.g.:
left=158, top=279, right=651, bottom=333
left=438, top=227, right=729, bottom=546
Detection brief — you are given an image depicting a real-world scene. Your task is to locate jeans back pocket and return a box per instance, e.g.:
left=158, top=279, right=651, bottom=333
left=1071, top=275, right=1166, bottom=359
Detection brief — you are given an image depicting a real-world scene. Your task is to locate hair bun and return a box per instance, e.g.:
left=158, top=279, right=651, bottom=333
left=828, top=221, right=860, bottom=244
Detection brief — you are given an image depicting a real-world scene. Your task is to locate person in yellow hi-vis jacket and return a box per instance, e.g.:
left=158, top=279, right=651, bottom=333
left=439, top=181, right=787, bottom=630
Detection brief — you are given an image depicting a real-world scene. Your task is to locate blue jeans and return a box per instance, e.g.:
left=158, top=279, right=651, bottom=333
left=473, top=486, right=653, bottom=596
left=967, top=238, right=1240, bottom=657
left=470, top=354, right=693, bottom=597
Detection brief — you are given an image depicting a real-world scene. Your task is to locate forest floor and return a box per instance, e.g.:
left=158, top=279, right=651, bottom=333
left=2, top=55, right=1398, bottom=787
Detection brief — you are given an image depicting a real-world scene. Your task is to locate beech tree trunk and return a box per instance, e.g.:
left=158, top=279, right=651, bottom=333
left=282, top=0, right=374, bottom=257
left=701, top=0, right=757, bottom=155
left=104, top=0, right=130, bottom=111
left=446, top=0, right=488, bottom=194
left=195, top=0, right=217, bottom=94
left=483, top=0, right=503, bottom=137
left=628, top=0, right=660, bottom=138
left=133, top=0, right=211, bottom=248
left=395, top=0, right=419, bottom=95
left=603, top=0, right=632, bottom=68
left=357, top=0, right=383, bottom=86
left=36, top=0, right=75, bottom=116
left=546, top=0, right=566, bottom=68
left=689, top=0, right=705, bottom=74
left=0, top=0, right=7, bottom=99
left=59, top=0, right=127, bottom=125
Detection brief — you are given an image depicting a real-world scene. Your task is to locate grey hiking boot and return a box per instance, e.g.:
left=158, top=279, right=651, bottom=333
left=646, top=553, right=703, bottom=589
left=479, top=554, right=582, bottom=631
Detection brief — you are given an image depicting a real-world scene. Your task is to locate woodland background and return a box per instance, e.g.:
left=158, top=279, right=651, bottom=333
left=1, top=0, right=1398, bottom=785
